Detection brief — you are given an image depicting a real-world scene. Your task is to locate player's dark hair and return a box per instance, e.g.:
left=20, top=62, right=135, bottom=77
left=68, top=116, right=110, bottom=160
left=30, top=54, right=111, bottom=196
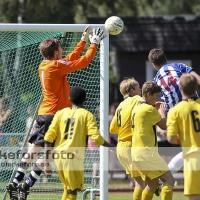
left=180, top=74, right=197, bottom=96
left=39, top=38, right=61, bottom=59
left=70, top=86, right=86, bottom=105
left=142, top=81, right=162, bottom=97
left=148, top=48, right=167, bottom=67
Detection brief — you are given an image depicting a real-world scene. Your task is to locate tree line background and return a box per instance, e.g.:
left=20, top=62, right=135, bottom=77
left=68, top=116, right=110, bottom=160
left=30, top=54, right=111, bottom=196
left=0, top=0, right=200, bottom=133
left=0, top=0, right=200, bottom=24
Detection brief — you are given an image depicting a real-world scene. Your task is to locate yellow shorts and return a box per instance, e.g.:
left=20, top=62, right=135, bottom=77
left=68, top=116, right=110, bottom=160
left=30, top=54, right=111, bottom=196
left=54, top=153, right=84, bottom=191
left=133, top=152, right=169, bottom=180
left=184, top=153, right=200, bottom=195
left=117, top=141, right=140, bottom=178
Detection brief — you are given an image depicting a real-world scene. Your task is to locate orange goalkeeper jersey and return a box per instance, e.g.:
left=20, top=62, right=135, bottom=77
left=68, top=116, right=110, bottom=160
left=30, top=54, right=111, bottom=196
left=38, top=41, right=97, bottom=115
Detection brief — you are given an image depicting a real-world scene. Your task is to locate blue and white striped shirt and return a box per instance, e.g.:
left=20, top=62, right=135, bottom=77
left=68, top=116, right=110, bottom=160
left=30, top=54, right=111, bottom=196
left=153, top=63, right=194, bottom=112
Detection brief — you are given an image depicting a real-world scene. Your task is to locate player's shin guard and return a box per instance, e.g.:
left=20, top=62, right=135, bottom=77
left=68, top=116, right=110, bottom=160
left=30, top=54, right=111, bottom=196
left=161, top=185, right=173, bottom=200
left=24, top=164, right=42, bottom=190
left=141, top=189, right=154, bottom=200
left=133, top=188, right=143, bottom=200
left=13, top=161, right=29, bottom=186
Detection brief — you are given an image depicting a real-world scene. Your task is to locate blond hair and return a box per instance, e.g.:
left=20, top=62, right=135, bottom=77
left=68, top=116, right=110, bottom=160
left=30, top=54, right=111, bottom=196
left=180, top=74, right=197, bottom=96
left=119, top=77, right=138, bottom=99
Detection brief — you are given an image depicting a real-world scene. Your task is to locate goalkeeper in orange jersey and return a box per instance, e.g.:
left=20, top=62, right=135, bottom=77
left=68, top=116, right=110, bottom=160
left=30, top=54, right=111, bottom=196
left=43, top=86, right=115, bottom=200
left=167, top=74, right=200, bottom=200
left=109, top=77, right=146, bottom=199
left=6, top=26, right=106, bottom=200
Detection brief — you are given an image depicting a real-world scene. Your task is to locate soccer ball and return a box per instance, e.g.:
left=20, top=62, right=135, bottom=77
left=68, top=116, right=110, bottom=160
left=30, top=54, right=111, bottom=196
left=105, top=16, right=124, bottom=35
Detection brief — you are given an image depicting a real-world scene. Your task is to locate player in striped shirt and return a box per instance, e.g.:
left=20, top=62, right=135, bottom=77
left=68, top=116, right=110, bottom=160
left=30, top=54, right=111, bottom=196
left=6, top=26, right=106, bottom=200
left=148, top=49, right=200, bottom=113
left=148, top=48, right=200, bottom=195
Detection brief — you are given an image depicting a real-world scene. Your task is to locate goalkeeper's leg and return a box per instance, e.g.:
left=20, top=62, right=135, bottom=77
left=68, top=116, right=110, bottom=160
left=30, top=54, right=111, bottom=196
left=6, top=144, right=43, bottom=200
left=22, top=154, right=54, bottom=191
left=11, top=144, right=43, bottom=186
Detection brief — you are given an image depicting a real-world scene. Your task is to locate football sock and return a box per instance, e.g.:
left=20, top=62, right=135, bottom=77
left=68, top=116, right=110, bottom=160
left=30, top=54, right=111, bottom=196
left=141, top=189, right=154, bottom=200
left=133, top=188, right=143, bottom=200
left=161, top=184, right=173, bottom=200
left=61, top=188, right=67, bottom=200
left=24, top=164, right=42, bottom=190
left=168, top=152, right=183, bottom=174
left=13, top=161, right=29, bottom=186
left=66, top=194, right=77, bottom=200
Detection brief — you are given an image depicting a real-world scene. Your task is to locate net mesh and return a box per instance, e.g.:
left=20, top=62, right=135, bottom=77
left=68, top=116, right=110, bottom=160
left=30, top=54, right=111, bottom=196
left=0, top=31, right=101, bottom=200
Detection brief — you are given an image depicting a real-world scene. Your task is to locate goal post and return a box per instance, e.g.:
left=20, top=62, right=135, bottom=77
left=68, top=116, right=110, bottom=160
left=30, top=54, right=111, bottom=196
left=0, top=24, right=109, bottom=200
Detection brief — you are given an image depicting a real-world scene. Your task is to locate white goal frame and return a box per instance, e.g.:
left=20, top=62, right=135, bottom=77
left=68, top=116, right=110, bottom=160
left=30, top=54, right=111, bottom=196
left=0, top=23, right=109, bottom=200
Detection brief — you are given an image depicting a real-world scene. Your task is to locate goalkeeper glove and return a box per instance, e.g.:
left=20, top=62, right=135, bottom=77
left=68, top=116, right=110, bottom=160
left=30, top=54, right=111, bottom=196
left=81, top=25, right=92, bottom=43
left=89, top=28, right=107, bottom=45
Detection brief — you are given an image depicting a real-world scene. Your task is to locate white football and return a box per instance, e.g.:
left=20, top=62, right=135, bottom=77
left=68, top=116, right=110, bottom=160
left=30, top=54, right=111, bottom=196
left=105, top=16, right=124, bottom=35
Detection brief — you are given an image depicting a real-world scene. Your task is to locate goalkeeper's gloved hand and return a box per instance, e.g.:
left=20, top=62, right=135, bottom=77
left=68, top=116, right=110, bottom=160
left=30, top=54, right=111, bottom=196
left=89, top=28, right=107, bottom=45
left=81, top=25, right=92, bottom=43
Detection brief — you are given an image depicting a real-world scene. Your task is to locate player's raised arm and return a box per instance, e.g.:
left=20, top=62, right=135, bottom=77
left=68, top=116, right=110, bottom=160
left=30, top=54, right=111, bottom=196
left=89, top=28, right=107, bottom=45
left=59, top=27, right=107, bottom=75
left=64, top=25, right=92, bottom=60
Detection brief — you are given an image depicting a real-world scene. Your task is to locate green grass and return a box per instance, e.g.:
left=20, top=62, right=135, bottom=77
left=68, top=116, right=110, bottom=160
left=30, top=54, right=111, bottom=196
left=1, top=178, right=186, bottom=200
left=94, top=193, right=187, bottom=200
left=1, top=192, right=187, bottom=200
left=1, top=190, right=187, bottom=200
left=89, top=178, right=186, bottom=200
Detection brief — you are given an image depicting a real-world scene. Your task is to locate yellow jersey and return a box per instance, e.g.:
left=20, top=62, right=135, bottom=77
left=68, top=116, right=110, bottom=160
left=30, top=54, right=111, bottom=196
left=167, top=97, right=200, bottom=157
left=44, top=106, right=104, bottom=158
left=109, top=95, right=142, bottom=142
left=132, top=102, right=161, bottom=147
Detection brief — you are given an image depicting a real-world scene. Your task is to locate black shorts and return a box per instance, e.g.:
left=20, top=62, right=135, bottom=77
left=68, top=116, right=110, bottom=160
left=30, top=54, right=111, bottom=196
left=158, top=140, right=182, bottom=156
left=28, top=115, right=54, bottom=147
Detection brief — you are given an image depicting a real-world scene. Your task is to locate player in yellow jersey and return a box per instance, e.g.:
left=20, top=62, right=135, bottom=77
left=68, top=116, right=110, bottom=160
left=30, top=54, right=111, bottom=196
left=109, top=77, right=146, bottom=200
left=43, top=86, right=115, bottom=200
left=6, top=27, right=107, bottom=200
left=167, top=74, right=200, bottom=200
left=131, top=81, right=175, bottom=200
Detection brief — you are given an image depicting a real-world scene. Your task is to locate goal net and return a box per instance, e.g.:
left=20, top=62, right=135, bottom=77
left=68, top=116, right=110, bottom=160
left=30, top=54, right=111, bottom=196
left=0, top=24, right=109, bottom=200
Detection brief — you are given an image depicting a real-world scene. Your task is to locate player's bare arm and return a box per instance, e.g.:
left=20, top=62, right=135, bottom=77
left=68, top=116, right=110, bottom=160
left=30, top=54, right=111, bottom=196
left=156, top=102, right=167, bottom=130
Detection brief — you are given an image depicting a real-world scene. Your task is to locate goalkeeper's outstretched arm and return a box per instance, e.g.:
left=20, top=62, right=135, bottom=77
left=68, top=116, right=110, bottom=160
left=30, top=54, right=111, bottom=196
left=65, top=25, right=92, bottom=61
